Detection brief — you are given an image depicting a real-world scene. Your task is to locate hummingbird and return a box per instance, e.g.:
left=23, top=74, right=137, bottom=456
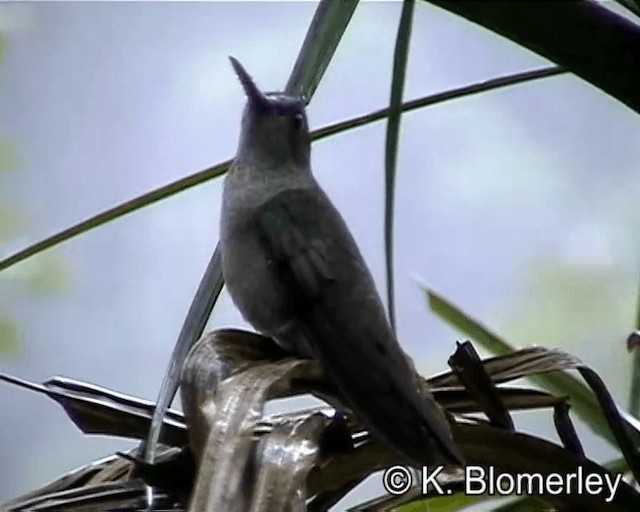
left=220, top=57, right=463, bottom=468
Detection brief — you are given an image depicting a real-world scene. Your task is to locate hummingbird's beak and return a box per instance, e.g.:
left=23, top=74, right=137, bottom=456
left=229, top=56, right=269, bottom=109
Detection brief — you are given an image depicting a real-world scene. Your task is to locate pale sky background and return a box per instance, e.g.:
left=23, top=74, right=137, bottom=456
left=1, top=1, right=640, bottom=508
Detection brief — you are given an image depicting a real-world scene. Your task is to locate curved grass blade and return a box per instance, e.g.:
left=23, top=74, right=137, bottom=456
left=313, top=65, right=563, bottom=141
left=285, top=0, right=359, bottom=100
left=144, top=231, right=224, bottom=465
left=0, top=66, right=562, bottom=275
left=384, top=0, right=415, bottom=333
left=426, top=289, right=640, bottom=455
left=615, top=0, right=640, bottom=18
left=139, top=246, right=222, bottom=462
left=0, top=160, right=231, bottom=271
left=395, top=493, right=502, bottom=512
left=426, top=0, right=640, bottom=114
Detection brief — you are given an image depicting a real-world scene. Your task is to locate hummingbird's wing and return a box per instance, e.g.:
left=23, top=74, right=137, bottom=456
left=253, top=188, right=464, bottom=467
left=256, top=193, right=335, bottom=304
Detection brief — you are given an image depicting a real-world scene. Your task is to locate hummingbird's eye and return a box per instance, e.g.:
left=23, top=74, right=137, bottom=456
left=292, top=113, right=305, bottom=129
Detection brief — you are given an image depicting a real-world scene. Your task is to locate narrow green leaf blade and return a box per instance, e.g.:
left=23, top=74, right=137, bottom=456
left=285, top=0, right=359, bottom=100
left=614, top=0, right=640, bottom=18
left=398, top=494, right=514, bottom=512
left=426, top=0, right=640, bottom=114
left=384, top=0, right=415, bottom=333
left=0, top=160, right=231, bottom=271
left=490, top=496, right=559, bottom=512
left=0, top=67, right=562, bottom=275
left=312, top=66, right=563, bottom=141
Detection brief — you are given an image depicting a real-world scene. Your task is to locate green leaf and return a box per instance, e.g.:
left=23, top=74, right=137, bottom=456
left=0, top=159, right=231, bottom=272
left=312, top=66, right=562, bottom=141
left=489, top=496, right=552, bottom=512
left=0, top=139, right=18, bottom=172
left=285, top=0, right=358, bottom=100
left=0, top=314, right=20, bottom=355
left=0, top=66, right=563, bottom=274
left=426, top=1, right=640, bottom=114
left=384, top=0, right=415, bottom=333
left=426, top=289, right=632, bottom=448
left=397, top=493, right=497, bottom=511
left=25, top=253, right=69, bottom=294
left=0, top=204, right=25, bottom=239
left=614, top=0, right=640, bottom=18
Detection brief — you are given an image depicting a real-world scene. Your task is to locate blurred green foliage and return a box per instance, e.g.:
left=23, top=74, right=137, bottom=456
left=505, top=261, right=633, bottom=349
left=0, top=32, right=68, bottom=355
left=0, top=314, right=18, bottom=354
left=0, top=32, right=17, bottom=355
left=0, top=139, right=17, bottom=172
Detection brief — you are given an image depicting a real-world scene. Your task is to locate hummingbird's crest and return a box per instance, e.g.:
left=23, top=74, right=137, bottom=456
left=229, top=56, right=306, bottom=115
left=229, top=56, right=270, bottom=109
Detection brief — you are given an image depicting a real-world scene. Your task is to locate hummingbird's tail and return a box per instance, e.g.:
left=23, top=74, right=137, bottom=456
left=298, top=309, right=464, bottom=468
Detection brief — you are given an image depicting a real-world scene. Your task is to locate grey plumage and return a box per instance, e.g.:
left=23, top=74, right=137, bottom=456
left=221, top=57, right=463, bottom=467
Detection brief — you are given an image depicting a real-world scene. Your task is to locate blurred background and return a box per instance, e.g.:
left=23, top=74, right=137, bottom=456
left=1, top=1, right=639, bottom=508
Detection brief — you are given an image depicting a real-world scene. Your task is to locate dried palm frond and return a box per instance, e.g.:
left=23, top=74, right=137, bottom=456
left=2, top=329, right=639, bottom=511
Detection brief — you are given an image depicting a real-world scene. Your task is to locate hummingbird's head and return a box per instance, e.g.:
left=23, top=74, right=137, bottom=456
left=230, top=56, right=310, bottom=169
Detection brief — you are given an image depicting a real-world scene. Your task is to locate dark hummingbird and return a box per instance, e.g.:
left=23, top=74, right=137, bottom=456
left=220, top=57, right=463, bottom=468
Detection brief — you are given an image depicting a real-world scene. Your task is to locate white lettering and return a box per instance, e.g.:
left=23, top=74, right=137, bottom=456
left=465, top=466, right=486, bottom=495
left=421, top=466, right=445, bottom=495
left=604, top=473, right=623, bottom=503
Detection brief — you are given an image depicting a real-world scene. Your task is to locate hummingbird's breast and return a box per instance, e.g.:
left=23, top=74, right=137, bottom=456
left=222, top=161, right=313, bottom=223
left=219, top=162, right=315, bottom=338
